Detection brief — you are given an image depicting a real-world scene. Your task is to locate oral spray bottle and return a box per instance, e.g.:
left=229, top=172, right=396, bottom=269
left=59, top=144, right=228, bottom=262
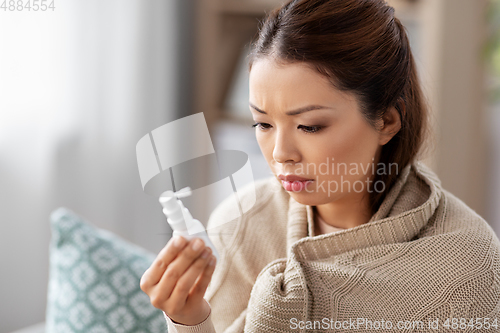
left=159, top=187, right=219, bottom=264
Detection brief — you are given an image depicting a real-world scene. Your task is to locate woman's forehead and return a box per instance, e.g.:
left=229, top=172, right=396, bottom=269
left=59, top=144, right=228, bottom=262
left=249, top=59, right=356, bottom=110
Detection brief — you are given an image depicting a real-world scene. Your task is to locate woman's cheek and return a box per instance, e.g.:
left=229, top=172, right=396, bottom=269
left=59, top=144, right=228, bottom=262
left=313, top=137, right=372, bottom=182
left=335, top=123, right=378, bottom=162
left=256, top=135, right=274, bottom=163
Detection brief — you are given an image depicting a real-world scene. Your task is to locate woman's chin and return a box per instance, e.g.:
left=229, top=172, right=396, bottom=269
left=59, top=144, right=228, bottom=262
left=288, top=191, right=323, bottom=206
left=288, top=189, right=344, bottom=207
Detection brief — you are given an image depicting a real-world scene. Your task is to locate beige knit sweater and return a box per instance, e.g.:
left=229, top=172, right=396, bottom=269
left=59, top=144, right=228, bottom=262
left=165, top=161, right=500, bottom=332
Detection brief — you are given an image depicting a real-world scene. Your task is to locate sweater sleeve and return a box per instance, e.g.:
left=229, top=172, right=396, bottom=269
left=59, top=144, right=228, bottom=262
left=163, top=304, right=247, bottom=333
left=164, top=307, right=248, bottom=333
left=164, top=309, right=217, bottom=333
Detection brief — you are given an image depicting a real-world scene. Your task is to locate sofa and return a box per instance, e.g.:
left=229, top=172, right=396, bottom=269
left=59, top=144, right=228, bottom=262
left=11, top=207, right=168, bottom=333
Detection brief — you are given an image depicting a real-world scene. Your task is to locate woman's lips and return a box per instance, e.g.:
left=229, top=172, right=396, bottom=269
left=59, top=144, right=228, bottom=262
left=281, top=179, right=314, bottom=192
left=278, top=174, right=313, bottom=182
left=277, top=174, right=314, bottom=192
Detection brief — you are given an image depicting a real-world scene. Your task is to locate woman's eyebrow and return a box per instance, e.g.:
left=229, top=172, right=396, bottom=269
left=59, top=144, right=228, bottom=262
left=249, top=102, right=333, bottom=115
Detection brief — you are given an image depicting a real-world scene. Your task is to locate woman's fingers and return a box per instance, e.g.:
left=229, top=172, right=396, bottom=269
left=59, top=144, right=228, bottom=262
left=155, top=238, right=207, bottom=300
left=166, top=247, right=213, bottom=308
left=140, top=236, right=187, bottom=290
left=189, top=254, right=217, bottom=300
left=140, top=236, right=218, bottom=321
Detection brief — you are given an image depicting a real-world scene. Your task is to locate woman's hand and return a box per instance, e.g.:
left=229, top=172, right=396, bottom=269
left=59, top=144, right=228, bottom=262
left=140, top=236, right=217, bottom=326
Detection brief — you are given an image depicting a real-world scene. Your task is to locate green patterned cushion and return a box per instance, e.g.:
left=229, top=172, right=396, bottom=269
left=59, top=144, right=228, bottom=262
left=46, top=207, right=167, bottom=333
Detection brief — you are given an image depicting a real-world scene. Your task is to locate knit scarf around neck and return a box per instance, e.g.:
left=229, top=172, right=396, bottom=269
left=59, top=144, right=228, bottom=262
left=244, top=161, right=500, bottom=332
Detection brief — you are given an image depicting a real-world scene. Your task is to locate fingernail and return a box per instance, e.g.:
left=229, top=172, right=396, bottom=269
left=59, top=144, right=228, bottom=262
left=209, top=256, right=216, bottom=266
left=201, top=248, right=210, bottom=259
left=192, top=239, right=203, bottom=251
left=174, top=236, right=184, bottom=247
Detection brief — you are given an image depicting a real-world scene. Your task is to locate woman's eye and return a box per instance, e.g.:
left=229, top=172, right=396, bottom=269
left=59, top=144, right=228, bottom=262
left=251, top=123, right=323, bottom=133
left=251, top=122, right=272, bottom=130
left=299, top=125, right=322, bottom=133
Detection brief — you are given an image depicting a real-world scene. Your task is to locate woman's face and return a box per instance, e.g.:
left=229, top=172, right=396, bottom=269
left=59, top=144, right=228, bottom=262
left=249, top=58, right=387, bottom=206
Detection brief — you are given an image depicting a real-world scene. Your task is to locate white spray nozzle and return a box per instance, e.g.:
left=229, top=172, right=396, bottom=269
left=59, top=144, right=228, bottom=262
left=159, top=187, right=194, bottom=232
left=157, top=186, right=220, bottom=264
left=159, top=187, right=192, bottom=203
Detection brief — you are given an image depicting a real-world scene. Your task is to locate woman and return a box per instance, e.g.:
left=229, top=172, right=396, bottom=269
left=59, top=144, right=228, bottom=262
left=140, top=0, right=500, bottom=332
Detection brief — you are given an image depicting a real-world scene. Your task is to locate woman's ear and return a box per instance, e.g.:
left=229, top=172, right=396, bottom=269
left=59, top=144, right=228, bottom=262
left=378, top=104, right=402, bottom=146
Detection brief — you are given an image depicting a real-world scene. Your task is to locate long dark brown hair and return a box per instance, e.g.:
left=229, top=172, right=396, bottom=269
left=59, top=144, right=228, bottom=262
left=248, top=0, right=431, bottom=215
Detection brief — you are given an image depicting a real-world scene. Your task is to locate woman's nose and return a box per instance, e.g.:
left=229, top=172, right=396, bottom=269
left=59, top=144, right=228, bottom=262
left=272, top=130, right=300, bottom=164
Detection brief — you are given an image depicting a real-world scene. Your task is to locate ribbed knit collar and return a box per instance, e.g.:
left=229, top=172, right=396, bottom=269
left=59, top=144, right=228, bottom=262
left=285, top=160, right=443, bottom=260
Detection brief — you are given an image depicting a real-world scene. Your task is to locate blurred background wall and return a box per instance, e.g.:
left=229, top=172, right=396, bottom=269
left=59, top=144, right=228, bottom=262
left=0, top=0, right=499, bottom=332
left=0, top=0, right=195, bottom=331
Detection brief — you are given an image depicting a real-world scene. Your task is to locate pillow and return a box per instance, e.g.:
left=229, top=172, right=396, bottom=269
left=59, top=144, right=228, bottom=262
left=46, top=207, right=167, bottom=333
